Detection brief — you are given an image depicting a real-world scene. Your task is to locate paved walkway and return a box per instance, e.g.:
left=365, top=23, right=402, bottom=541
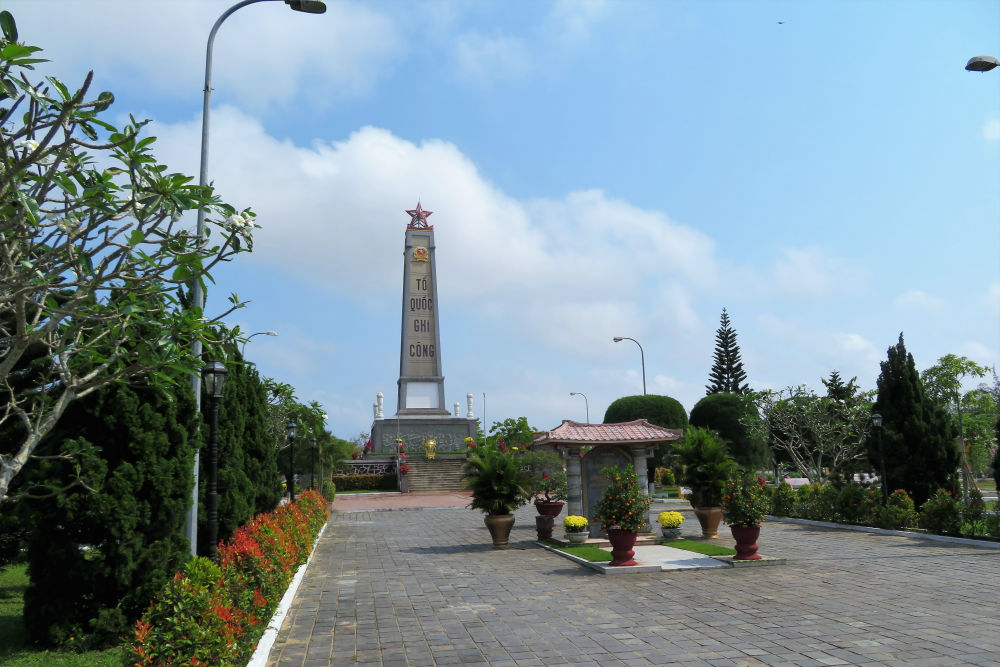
left=267, top=495, right=1000, bottom=667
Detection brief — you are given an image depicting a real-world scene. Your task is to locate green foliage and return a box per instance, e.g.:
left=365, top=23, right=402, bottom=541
left=918, top=489, right=962, bottom=536
left=591, top=465, right=650, bottom=532
left=961, top=487, right=987, bottom=536
left=15, top=380, right=197, bottom=648
left=603, top=394, right=687, bottom=478
left=672, top=427, right=735, bottom=507
left=689, top=392, right=767, bottom=468
left=463, top=444, right=532, bottom=515
left=994, top=417, right=1000, bottom=490
left=128, top=490, right=328, bottom=667
left=484, top=416, right=535, bottom=449
left=720, top=472, right=770, bottom=527
left=821, top=370, right=861, bottom=402
left=770, top=481, right=795, bottom=516
left=870, top=335, right=960, bottom=506
left=874, top=489, right=918, bottom=529
left=0, top=12, right=252, bottom=502
left=329, top=474, right=395, bottom=491
left=322, top=480, right=336, bottom=501
left=834, top=483, right=880, bottom=526
left=705, top=307, right=750, bottom=395
left=654, top=466, right=675, bottom=485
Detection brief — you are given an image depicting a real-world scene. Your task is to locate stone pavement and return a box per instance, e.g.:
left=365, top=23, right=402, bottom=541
left=267, top=496, right=1000, bottom=667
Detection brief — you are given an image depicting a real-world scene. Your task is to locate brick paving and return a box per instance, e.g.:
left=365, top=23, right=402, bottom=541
left=266, top=499, right=1000, bottom=667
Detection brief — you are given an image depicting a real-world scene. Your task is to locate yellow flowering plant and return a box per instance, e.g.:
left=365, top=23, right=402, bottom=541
left=657, top=511, right=684, bottom=528
left=563, top=515, right=589, bottom=532
left=720, top=472, right=771, bottom=527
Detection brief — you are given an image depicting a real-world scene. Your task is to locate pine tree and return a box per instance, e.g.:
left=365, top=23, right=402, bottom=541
left=821, top=370, right=860, bottom=402
left=706, top=308, right=750, bottom=395
left=869, top=334, right=960, bottom=506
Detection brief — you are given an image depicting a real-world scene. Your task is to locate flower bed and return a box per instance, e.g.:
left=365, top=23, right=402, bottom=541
left=127, top=490, right=329, bottom=667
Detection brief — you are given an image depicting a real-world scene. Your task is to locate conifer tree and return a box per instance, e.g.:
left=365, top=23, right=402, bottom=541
left=821, top=370, right=860, bottom=402
left=868, top=334, right=959, bottom=506
left=19, top=381, right=198, bottom=647
left=706, top=308, right=750, bottom=395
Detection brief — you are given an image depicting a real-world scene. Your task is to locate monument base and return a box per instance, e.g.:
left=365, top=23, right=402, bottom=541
left=371, top=416, right=477, bottom=455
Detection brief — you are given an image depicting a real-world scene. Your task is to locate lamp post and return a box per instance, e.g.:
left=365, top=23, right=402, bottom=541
left=872, top=412, right=887, bottom=504
left=241, top=330, right=278, bottom=356
left=613, top=336, right=646, bottom=395
left=311, top=436, right=318, bottom=491
left=185, top=0, right=327, bottom=556
left=569, top=392, right=590, bottom=423
left=287, top=421, right=298, bottom=502
left=201, top=361, right=228, bottom=561
left=965, top=55, right=999, bottom=72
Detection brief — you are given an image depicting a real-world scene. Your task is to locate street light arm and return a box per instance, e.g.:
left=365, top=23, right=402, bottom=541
left=613, top=336, right=647, bottom=395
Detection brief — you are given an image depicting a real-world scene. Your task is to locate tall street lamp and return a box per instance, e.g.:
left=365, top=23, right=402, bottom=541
left=186, top=0, right=327, bottom=556
left=287, top=421, right=298, bottom=503
left=872, top=412, right=887, bottom=504
left=569, top=392, right=590, bottom=423
left=201, top=361, right=228, bottom=561
left=311, top=436, right=318, bottom=491
left=241, top=330, right=278, bottom=356
left=613, top=336, right=646, bottom=395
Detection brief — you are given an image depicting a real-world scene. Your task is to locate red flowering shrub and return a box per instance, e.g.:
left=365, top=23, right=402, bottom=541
left=127, top=490, right=329, bottom=666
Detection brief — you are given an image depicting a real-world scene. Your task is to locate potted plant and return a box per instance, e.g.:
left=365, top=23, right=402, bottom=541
left=563, top=515, right=589, bottom=544
left=657, top=511, right=684, bottom=540
left=673, top=427, right=735, bottom=538
left=720, top=472, right=770, bottom=559
left=464, top=444, right=532, bottom=549
left=592, top=464, right=651, bottom=566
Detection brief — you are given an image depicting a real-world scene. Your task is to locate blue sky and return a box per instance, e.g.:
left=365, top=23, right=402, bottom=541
left=15, top=0, right=1000, bottom=439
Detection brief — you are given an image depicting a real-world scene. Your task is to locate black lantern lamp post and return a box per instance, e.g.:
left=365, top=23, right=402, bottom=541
left=872, top=412, right=887, bottom=504
left=202, top=361, right=228, bottom=561
left=287, top=421, right=298, bottom=502
left=311, top=436, right=318, bottom=491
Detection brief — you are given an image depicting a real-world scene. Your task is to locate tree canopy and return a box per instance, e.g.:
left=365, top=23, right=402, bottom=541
left=706, top=308, right=750, bottom=395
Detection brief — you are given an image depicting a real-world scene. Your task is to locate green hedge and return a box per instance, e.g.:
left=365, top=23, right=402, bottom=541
left=331, top=474, right=396, bottom=491
left=127, top=490, right=329, bottom=666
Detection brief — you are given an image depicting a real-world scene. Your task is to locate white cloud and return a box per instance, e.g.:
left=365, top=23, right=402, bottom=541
left=984, top=116, right=1000, bottom=142
left=453, top=32, right=530, bottom=84
left=772, top=246, right=861, bottom=298
left=16, top=1, right=400, bottom=110
left=893, top=289, right=946, bottom=314
left=547, top=0, right=611, bottom=45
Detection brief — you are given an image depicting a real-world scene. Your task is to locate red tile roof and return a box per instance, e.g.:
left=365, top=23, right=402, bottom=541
left=532, top=419, right=683, bottom=446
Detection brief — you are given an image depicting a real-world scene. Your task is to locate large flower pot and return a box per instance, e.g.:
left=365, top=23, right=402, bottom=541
left=607, top=529, right=638, bottom=566
left=730, top=524, right=762, bottom=560
left=535, top=501, right=565, bottom=517
left=535, top=515, right=555, bottom=540
left=484, top=513, right=516, bottom=549
left=693, top=506, right=723, bottom=539
left=566, top=531, right=589, bottom=544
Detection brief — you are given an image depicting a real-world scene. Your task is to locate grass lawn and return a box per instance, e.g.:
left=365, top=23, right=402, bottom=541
left=666, top=540, right=737, bottom=556
left=977, top=479, right=996, bottom=491
left=542, top=541, right=612, bottom=562
left=0, top=564, right=121, bottom=667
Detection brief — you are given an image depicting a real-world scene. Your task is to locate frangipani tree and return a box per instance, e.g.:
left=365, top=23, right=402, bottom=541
left=0, top=12, right=255, bottom=502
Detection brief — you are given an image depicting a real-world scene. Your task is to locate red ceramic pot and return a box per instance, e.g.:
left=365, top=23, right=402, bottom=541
left=535, top=501, right=565, bottom=517
left=730, top=524, right=761, bottom=560
left=607, top=529, right=638, bottom=566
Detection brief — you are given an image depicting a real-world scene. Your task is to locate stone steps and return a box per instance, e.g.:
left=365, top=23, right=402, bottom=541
left=406, top=457, right=468, bottom=492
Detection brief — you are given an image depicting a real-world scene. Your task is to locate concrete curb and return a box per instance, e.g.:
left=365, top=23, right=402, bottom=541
left=769, top=515, right=1000, bottom=549
left=246, top=522, right=328, bottom=667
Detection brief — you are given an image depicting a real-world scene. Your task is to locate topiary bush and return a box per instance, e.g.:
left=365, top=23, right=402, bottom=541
left=128, top=490, right=329, bottom=667
left=604, top=395, right=688, bottom=479
left=918, top=489, right=962, bottom=535
left=330, top=474, right=396, bottom=491
left=688, top=393, right=767, bottom=468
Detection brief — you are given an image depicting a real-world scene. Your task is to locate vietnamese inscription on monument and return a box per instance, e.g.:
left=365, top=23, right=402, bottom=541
left=406, top=236, right=436, bottom=376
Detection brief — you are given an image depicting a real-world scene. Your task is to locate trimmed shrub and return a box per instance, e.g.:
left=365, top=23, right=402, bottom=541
left=331, top=474, right=396, bottom=491
left=604, top=395, right=688, bottom=478
left=322, top=480, right=336, bottom=501
left=918, top=489, right=962, bottom=535
left=128, top=490, right=329, bottom=667
left=875, top=489, right=918, bottom=529
left=688, top=393, right=767, bottom=468
left=835, top=483, right=880, bottom=526
left=770, top=481, right=795, bottom=517
left=961, top=487, right=986, bottom=536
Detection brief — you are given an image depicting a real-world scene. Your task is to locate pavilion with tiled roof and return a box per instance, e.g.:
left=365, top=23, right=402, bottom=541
left=533, top=419, right=683, bottom=532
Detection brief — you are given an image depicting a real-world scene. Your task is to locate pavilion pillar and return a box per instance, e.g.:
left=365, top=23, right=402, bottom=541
left=631, top=445, right=651, bottom=496
left=563, top=447, right=583, bottom=518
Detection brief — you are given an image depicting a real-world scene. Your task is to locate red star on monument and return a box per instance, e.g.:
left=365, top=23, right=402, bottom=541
left=406, top=201, right=433, bottom=228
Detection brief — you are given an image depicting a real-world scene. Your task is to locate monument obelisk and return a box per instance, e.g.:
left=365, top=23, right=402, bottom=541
left=369, top=203, right=477, bottom=453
